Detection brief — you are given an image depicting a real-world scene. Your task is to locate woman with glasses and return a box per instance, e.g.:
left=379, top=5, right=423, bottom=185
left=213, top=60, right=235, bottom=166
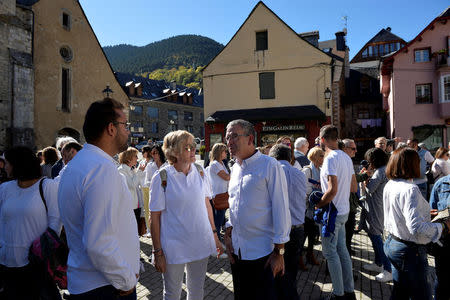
left=431, top=147, right=450, bottom=182
left=150, top=130, right=223, bottom=300
left=383, top=147, right=450, bottom=300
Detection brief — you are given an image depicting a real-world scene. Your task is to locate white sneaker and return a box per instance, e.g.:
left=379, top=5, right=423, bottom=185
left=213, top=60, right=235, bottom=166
left=363, top=263, right=383, bottom=273
left=375, top=270, right=393, bottom=282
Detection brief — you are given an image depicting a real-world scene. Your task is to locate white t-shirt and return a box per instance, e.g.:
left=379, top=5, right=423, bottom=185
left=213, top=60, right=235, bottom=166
left=207, top=160, right=229, bottom=197
left=320, top=150, right=354, bottom=216
left=149, top=164, right=216, bottom=264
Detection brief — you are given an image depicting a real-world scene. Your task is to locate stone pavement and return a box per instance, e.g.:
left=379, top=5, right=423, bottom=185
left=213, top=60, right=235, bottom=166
left=136, top=229, right=435, bottom=300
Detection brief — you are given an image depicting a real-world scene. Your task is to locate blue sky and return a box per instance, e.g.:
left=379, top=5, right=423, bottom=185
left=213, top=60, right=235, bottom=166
left=79, top=0, right=448, bottom=60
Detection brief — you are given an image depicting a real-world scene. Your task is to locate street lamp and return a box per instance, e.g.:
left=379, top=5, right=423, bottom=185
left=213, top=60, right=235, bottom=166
left=324, top=87, right=332, bottom=109
left=102, top=85, right=113, bottom=98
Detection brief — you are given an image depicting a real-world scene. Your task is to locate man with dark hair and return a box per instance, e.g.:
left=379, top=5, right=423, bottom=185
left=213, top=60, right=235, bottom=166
left=224, top=119, right=290, bottom=300
left=316, top=125, right=357, bottom=300
left=269, top=144, right=307, bottom=300
left=406, top=138, right=434, bottom=199
left=58, top=98, right=139, bottom=299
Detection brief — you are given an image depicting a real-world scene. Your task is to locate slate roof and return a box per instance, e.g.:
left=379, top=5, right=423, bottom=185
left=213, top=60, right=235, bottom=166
left=209, top=105, right=326, bottom=122
left=366, top=28, right=404, bottom=44
left=438, top=6, right=450, bottom=18
left=114, top=72, right=203, bottom=108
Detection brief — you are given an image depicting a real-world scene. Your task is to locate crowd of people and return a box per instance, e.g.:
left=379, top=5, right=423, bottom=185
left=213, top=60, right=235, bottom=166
left=0, top=96, right=449, bottom=300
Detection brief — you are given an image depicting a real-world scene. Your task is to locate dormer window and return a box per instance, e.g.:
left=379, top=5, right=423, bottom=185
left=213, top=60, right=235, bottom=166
left=62, top=12, right=71, bottom=30
left=256, top=31, right=268, bottom=51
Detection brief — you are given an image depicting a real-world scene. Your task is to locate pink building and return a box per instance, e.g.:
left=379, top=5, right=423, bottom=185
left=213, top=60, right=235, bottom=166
left=381, top=7, right=450, bottom=149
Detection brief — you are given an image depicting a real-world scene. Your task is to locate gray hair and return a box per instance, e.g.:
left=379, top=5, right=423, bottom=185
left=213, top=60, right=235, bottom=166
left=56, top=136, right=77, bottom=151
left=374, top=137, right=387, bottom=146
left=294, top=137, right=308, bottom=150
left=396, top=142, right=407, bottom=149
left=342, top=138, right=355, bottom=148
left=268, top=144, right=291, bottom=162
left=226, top=119, right=256, bottom=139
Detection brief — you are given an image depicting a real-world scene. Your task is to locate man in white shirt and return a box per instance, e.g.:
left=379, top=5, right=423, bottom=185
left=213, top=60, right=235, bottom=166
left=316, top=125, right=357, bottom=300
left=269, top=144, right=307, bottom=300
left=224, top=119, right=291, bottom=300
left=58, top=98, right=140, bottom=299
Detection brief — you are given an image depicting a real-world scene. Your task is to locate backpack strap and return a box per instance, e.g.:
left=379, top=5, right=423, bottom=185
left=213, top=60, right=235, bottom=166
left=39, top=178, right=48, bottom=213
left=159, top=169, right=168, bottom=192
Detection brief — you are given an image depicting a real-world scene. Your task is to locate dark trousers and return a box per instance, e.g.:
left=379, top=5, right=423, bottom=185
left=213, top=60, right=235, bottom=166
left=434, top=238, right=450, bottom=300
left=231, top=253, right=277, bottom=300
left=275, top=226, right=304, bottom=300
left=70, top=285, right=136, bottom=300
left=384, top=236, right=432, bottom=300
left=345, top=210, right=356, bottom=253
left=303, top=217, right=318, bottom=253
left=0, top=263, right=60, bottom=300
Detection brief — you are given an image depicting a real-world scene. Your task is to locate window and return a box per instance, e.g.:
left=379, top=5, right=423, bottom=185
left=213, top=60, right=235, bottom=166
left=256, top=31, right=268, bottom=51
left=185, top=125, right=194, bottom=133
left=61, top=68, right=70, bottom=112
left=147, top=107, right=158, bottom=118
left=62, top=12, right=71, bottom=30
left=414, top=49, right=430, bottom=62
left=384, top=44, right=390, bottom=55
left=259, top=72, right=275, bottom=99
left=150, top=122, right=158, bottom=133
left=373, top=45, right=378, bottom=56
left=441, top=75, right=450, bottom=103
left=168, top=110, right=178, bottom=120
left=184, top=111, right=193, bottom=121
left=415, top=84, right=432, bottom=104
left=132, top=105, right=143, bottom=115
left=362, top=48, right=368, bottom=58
left=59, top=46, right=73, bottom=62
left=168, top=124, right=178, bottom=132
left=368, top=46, right=373, bottom=57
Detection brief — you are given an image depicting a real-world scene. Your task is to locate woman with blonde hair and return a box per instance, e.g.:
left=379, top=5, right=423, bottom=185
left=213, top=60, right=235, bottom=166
left=207, top=143, right=230, bottom=248
left=118, top=147, right=145, bottom=227
left=150, top=130, right=223, bottom=300
left=276, top=136, right=302, bottom=170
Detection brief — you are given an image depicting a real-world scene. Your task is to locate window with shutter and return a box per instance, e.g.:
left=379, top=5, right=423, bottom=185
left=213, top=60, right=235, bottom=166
left=259, top=72, right=275, bottom=99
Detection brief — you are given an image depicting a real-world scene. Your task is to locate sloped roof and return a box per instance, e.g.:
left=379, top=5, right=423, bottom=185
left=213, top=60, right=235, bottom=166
left=114, top=72, right=203, bottom=108
left=366, top=28, right=404, bottom=44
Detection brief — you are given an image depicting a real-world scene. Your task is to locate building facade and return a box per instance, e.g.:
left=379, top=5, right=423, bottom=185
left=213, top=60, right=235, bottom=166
left=115, top=73, right=204, bottom=144
left=343, top=28, right=406, bottom=159
left=202, top=1, right=342, bottom=150
left=380, top=8, right=450, bottom=150
left=0, top=0, right=34, bottom=149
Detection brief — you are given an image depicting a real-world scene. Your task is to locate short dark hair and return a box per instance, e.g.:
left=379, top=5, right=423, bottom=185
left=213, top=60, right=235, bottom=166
left=5, top=146, right=42, bottom=180
left=151, top=144, right=166, bottom=164
left=83, top=98, right=124, bottom=143
left=142, top=145, right=152, bottom=155
left=364, top=147, right=388, bottom=169
left=319, top=125, right=338, bottom=141
left=386, top=147, right=420, bottom=180
left=42, top=147, right=58, bottom=165
left=269, top=144, right=291, bottom=162
left=62, top=142, right=82, bottom=153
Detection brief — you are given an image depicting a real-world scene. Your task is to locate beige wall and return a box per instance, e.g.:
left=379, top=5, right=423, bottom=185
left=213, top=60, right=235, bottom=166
left=203, top=3, right=333, bottom=118
left=33, top=0, right=128, bottom=149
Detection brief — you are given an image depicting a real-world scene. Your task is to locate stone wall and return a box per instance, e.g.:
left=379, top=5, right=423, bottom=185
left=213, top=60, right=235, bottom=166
left=0, top=0, right=15, bottom=15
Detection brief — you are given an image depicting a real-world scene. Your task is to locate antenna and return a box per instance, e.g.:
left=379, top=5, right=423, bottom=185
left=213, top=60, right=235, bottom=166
left=342, top=15, right=348, bottom=34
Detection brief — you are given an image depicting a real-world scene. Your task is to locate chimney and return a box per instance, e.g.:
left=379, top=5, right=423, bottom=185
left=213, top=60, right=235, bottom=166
left=386, top=27, right=391, bottom=32
left=335, top=31, right=346, bottom=51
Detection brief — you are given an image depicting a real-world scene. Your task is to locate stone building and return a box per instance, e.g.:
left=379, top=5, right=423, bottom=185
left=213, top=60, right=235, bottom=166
left=0, top=0, right=34, bottom=149
left=115, top=73, right=204, bottom=144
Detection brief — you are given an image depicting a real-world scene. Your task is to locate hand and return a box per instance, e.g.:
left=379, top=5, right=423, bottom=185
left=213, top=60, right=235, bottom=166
left=139, top=163, right=146, bottom=171
left=214, top=234, right=224, bottom=258
left=264, top=252, right=285, bottom=277
left=118, top=287, right=135, bottom=297
left=154, top=252, right=166, bottom=273
left=430, top=209, right=438, bottom=217
left=224, top=227, right=235, bottom=264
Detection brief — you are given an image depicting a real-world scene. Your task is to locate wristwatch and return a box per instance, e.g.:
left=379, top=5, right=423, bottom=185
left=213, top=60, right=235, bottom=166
left=274, top=247, right=285, bottom=255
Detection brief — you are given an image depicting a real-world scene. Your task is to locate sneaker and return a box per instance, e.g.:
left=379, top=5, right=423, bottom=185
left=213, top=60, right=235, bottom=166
left=375, top=270, right=393, bottom=282
left=363, top=263, right=383, bottom=273
left=344, top=291, right=356, bottom=300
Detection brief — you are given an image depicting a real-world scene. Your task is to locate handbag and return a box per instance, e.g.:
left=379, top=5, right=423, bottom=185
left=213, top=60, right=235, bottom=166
left=213, top=192, right=229, bottom=210
left=29, top=178, right=69, bottom=289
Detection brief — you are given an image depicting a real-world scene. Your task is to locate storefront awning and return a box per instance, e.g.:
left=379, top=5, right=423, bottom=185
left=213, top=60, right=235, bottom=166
left=208, top=105, right=326, bottom=122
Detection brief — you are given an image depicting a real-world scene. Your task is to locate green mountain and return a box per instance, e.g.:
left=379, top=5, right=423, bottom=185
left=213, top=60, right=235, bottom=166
left=103, top=35, right=224, bottom=75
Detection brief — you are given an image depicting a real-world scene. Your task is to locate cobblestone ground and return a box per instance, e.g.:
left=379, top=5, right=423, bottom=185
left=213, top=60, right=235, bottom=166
left=136, top=228, right=436, bottom=300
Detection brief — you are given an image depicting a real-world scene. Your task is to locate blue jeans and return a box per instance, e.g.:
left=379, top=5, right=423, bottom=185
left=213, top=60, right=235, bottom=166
left=321, top=213, right=354, bottom=296
left=368, top=233, right=391, bottom=272
left=384, top=235, right=432, bottom=300
left=214, top=209, right=226, bottom=235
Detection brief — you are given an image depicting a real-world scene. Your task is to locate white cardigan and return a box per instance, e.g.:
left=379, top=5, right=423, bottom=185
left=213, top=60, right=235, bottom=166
left=118, top=164, right=144, bottom=211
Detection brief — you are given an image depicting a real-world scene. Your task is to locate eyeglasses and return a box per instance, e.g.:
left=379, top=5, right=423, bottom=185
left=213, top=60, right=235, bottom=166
left=184, top=144, right=196, bottom=152
left=114, top=121, right=130, bottom=130
left=225, top=134, right=249, bottom=142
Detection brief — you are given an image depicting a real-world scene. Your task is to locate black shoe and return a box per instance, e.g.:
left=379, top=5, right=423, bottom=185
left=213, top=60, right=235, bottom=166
left=320, top=294, right=346, bottom=300
left=344, top=291, right=356, bottom=300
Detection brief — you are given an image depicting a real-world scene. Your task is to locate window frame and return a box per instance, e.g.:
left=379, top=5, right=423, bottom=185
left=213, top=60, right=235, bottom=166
left=415, top=83, right=433, bottom=104
left=61, top=67, right=71, bottom=112
left=440, top=75, right=450, bottom=103
left=256, top=31, right=268, bottom=51
left=414, top=47, right=431, bottom=63
left=259, top=72, right=275, bottom=100
left=168, top=110, right=178, bottom=121
left=147, top=107, right=159, bottom=119
left=62, top=11, right=71, bottom=31
left=184, top=111, right=193, bottom=121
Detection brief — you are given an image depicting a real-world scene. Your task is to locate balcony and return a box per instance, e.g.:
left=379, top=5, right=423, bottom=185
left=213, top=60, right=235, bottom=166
left=434, top=52, right=450, bottom=70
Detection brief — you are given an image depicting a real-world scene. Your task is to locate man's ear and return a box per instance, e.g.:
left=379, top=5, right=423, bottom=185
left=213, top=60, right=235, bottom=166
left=106, top=122, right=116, bottom=137
left=248, top=134, right=255, bottom=146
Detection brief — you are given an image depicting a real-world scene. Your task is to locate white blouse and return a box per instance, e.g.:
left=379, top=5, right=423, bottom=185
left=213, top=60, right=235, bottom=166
left=0, top=179, right=61, bottom=267
left=207, top=160, right=229, bottom=197
left=149, top=164, right=216, bottom=264
left=118, top=164, right=144, bottom=210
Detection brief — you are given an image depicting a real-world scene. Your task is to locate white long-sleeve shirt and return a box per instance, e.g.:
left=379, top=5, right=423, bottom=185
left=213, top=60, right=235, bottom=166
left=118, top=164, right=144, bottom=210
left=383, top=179, right=442, bottom=244
left=0, top=179, right=61, bottom=267
left=227, top=151, right=291, bottom=260
left=58, top=144, right=140, bottom=294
